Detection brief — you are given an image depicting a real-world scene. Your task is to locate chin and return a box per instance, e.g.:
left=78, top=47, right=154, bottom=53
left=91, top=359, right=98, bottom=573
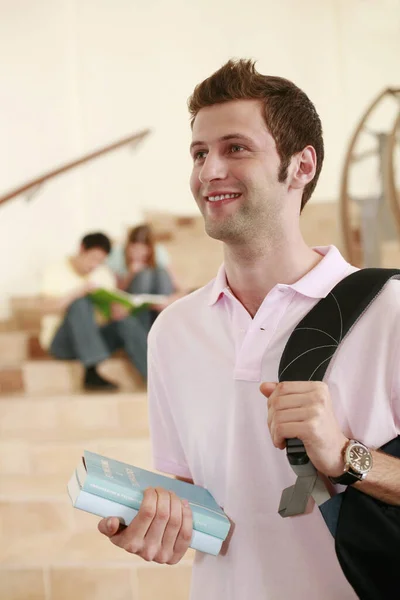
left=204, top=221, right=237, bottom=243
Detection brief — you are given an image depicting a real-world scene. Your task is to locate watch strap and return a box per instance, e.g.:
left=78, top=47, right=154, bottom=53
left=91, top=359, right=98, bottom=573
left=329, top=469, right=363, bottom=486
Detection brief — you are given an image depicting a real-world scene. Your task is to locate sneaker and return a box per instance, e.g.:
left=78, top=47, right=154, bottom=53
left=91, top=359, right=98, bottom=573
left=84, top=367, right=119, bottom=391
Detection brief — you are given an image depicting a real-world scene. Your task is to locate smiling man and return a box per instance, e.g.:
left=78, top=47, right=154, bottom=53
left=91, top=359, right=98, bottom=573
left=98, top=60, right=400, bottom=599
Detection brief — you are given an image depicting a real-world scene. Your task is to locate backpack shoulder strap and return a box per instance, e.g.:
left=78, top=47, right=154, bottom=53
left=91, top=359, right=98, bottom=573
left=279, top=267, right=400, bottom=383
left=279, top=267, right=400, bottom=468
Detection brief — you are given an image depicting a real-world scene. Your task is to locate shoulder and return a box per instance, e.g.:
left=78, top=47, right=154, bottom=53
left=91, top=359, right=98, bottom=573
left=372, top=275, right=400, bottom=312
left=42, top=258, right=70, bottom=278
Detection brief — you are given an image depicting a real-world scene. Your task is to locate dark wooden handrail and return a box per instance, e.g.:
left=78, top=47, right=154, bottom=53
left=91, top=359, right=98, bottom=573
left=0, top=128, right=151, bottom=208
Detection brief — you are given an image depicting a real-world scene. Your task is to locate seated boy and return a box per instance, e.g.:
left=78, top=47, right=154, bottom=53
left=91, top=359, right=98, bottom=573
left=39, top=232, right=148, bottom=390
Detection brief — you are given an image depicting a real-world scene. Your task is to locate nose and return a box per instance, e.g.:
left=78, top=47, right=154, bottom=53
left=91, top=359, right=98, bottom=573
left=199, top=152, right=228, bottom=184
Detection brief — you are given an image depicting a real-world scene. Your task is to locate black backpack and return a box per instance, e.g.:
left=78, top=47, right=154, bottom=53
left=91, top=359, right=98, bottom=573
left=279, top=268, right=400, bottom=600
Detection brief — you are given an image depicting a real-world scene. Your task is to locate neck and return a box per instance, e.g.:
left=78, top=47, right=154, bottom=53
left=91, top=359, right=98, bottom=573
left=223, top=227, right=322, bottom=317
left=70, top=255, right=85, bottom=276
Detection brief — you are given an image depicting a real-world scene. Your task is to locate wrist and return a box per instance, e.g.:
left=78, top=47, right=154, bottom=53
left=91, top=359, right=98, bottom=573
left=325, top=437, right=349, bottom=478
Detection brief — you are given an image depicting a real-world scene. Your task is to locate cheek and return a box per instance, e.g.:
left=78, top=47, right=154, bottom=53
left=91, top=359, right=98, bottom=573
left=190, top=168, right=201, bottom=195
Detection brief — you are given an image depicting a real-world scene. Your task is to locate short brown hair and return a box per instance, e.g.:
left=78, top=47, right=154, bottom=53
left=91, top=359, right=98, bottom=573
left=188, top=59, right=324, bottom=211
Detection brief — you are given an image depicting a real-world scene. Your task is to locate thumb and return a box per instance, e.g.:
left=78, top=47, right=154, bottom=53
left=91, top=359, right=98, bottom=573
left=98, top=516, right=120, bottom=537
left=259, top=382, right=278, bottom=397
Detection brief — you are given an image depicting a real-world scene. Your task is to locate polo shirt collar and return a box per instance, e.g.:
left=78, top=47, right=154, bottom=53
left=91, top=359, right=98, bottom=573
left=208, top=245, right=353, bottom=306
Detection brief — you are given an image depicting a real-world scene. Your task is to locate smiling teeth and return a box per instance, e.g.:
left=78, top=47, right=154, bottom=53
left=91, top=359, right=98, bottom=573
left=208, top=193, right=240, bottom=202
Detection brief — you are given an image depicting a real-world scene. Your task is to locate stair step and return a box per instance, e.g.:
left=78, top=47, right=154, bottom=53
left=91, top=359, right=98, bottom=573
left=10, top=295, right=50, bottom=331
left=0, top=357, right=145, bottom=396
left=0, top=438, right=153, bottom=496
left=0, top=392, right=149, bottom=441
left=0, top=331, right=29, bottom=363
left=0, top=366, right=24, bottom=393
left=0, top=497, right=194, bottom=565
left=0, top=563, right=192, bottom=600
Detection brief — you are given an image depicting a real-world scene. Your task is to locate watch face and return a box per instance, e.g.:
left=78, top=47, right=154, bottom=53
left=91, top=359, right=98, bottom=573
left=346, top=442, right=372, bottom=474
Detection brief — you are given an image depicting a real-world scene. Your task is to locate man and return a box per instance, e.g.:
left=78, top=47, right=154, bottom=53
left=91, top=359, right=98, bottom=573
left=98, top=60, right=400, bottom=598
left=40, top=232, right=147, bottom=390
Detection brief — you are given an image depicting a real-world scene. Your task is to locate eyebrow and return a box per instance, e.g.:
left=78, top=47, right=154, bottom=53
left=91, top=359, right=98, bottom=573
left=189, top=133, right=255, bottom=153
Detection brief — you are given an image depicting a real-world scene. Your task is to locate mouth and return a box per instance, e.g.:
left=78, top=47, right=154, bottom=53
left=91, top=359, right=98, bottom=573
left=204, top=193, right=241, bottom=204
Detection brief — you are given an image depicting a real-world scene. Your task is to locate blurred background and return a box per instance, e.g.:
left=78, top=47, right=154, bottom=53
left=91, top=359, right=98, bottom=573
left=0, top=0, right=399, bottom=598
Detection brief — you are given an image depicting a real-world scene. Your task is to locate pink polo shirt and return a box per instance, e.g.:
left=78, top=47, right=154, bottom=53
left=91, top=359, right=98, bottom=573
left=148, top=245, right=400, bottom=600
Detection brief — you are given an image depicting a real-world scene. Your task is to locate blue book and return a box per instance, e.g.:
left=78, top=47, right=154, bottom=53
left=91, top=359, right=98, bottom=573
left=74, top=450, right=231, bottom=541
left=67, top=471, right=223, bottom=556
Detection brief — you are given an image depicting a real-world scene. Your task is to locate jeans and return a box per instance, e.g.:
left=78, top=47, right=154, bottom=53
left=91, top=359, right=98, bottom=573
left=50, top=296, right=148, bottom=379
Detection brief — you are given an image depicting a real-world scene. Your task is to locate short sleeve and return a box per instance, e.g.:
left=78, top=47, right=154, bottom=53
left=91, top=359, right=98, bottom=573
left=147, top=347, right=192, bottom=479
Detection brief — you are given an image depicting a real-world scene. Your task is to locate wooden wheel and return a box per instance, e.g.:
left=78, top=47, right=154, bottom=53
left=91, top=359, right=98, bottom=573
left=339, top=89, right=400, bottom=267
left=387, top=109, right=400, bottom=238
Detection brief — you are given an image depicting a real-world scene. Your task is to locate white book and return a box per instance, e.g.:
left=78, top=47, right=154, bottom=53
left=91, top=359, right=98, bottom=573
left=68, top=471, right=223, bottom=556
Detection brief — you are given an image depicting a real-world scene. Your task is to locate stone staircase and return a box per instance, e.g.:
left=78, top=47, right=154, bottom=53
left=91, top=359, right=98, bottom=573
left=0, top=214, right=227, bottom=599
left=2, top=204, right=383, bottom=599
left=0, top=284, right=199, bottom=595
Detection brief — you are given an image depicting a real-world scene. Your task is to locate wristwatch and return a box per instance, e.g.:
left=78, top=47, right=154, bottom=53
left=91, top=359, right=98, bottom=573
left=329, top=439, right=373, bottom=485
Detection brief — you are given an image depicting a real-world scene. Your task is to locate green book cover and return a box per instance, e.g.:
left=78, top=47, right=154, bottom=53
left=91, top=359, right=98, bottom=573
left=89, top=288, right=166, bottom=319
left=77, top=450, right=231, bottom=540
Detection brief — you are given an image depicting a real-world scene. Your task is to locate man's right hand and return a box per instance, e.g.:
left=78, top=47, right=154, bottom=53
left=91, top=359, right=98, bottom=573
left=98, top=487, right=193, bottom=564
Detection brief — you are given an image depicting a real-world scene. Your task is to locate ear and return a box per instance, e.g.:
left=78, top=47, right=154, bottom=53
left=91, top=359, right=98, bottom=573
left=289, top=146, right=317, bottom=191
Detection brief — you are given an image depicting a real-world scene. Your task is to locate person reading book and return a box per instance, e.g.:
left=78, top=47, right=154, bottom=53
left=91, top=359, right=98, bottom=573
left=98, top=60, right=400, bottom=600
left=39, top=232, right=148, bottom=390
left=108, top=223, right=183, bottom=331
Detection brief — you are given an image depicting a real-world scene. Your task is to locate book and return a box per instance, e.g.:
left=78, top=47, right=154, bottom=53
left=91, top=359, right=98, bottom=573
left=89, top=288, right=167, bottom=319
left=67, top=471, right=224, bottom=556
left=70, top=450, right=231, bottom=541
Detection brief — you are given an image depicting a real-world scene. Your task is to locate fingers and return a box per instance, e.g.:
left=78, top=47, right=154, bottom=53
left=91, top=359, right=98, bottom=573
left=141, top=488, right=175, bottom=560
left=260, top=380, right=327, bottom=399
left=169, top=500, right=193, bottom=565
left=98, top=487, right=192, bottom=565
left=98, top=516, right=122, bottom=537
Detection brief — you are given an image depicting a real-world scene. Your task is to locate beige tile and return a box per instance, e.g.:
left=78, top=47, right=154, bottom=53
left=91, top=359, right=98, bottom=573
left=94, top=439, right=153, bottom=470
left=0, top=331, right=29, bottom=364
left=0, top=500, right=71, bottom=539
left=49, top=567, right=135, bottom=600
left=0, top=473, right=68, bottom=497
left=0, top=441, right=31, bottom=475
left=117, top=397, right=150, bottom=438
left=1, top=527, right=143, bottom=566
left=0, top=399, right=58, bottom=436
left=24, top=361, right=82, bottom=395
left=28, top=439, right=151, bottom=479
left=0, top=368, right=24, bottom=394
left=137, top=564, right=192, bottom=600
left=57, top=397, right=149, bottom=440
left=31, top=443, right=89, bottom=477
left=0, top=568, right=46, bottom=599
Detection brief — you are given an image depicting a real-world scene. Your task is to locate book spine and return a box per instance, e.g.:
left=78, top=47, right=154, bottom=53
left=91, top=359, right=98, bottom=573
left=188, top=505, right=230, bottom=541
left=83, top=474, right=228, bottom=540
left=74, top=490, right=223, bottom=556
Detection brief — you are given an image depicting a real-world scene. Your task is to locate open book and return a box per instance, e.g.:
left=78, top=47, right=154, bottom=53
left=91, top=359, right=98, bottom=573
left=89, top=288, right=167, bottom=319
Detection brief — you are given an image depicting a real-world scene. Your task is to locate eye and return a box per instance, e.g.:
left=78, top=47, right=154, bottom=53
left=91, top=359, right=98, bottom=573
left=230, top=145, right=245, bottom=154
left=193, top=150, right=207, bottom=161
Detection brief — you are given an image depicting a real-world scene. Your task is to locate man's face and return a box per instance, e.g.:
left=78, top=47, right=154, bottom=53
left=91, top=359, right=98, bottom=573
left=189, top=99, right=287, bottom=244
left=79, top=247, right=108, bottom=274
